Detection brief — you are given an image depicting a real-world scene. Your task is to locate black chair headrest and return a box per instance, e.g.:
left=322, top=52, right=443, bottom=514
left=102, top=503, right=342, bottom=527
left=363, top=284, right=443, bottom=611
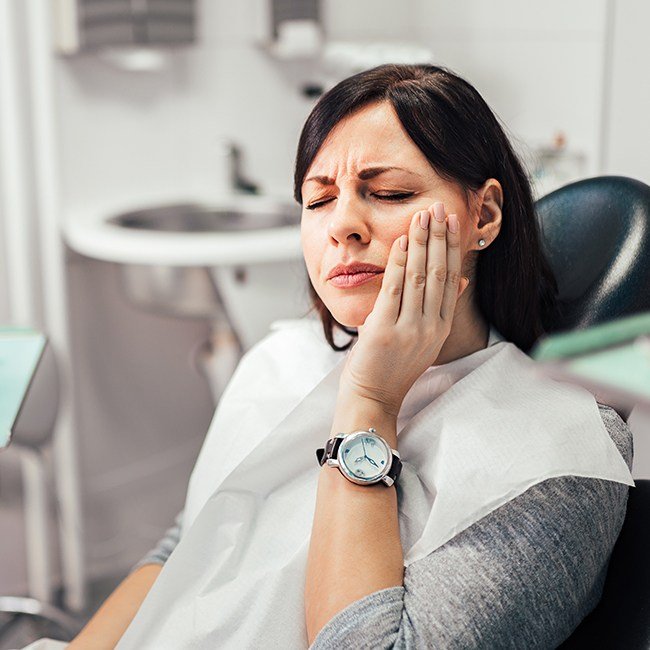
left=535, top=176, right=650, bottom=332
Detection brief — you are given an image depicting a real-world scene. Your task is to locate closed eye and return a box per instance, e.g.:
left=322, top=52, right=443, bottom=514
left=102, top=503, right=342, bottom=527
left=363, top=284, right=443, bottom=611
left=305, top=192, right=415, bottom=210
left=305, top=197, right=335, bottom=210
left=374, top=192, right=415, bottom=202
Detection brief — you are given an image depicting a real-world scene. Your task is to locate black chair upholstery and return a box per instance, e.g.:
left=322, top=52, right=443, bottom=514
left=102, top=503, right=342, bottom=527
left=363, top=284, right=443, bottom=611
left=533, top=176, right=650, bottom=649
left=535, top=175, right=650, bottom=331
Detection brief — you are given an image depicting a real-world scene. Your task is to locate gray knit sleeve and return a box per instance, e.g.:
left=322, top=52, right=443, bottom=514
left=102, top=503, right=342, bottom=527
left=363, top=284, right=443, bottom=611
left=128, top=509, right=184, bottom=574
left=309, top=403, right=633, bottom=650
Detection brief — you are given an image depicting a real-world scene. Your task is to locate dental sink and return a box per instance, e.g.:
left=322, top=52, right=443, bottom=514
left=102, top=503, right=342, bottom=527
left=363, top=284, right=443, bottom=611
left=63, top=194, right=304, bottom=319
left=63, top=194, right=308, bottom=401
left=106, top=201, right=300, bottom=233
left=64, top=194, right=303, bottom=267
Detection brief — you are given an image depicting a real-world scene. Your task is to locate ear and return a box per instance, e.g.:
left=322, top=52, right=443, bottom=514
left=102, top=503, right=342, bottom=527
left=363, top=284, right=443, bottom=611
left=474, top=178, right=503, bottom=248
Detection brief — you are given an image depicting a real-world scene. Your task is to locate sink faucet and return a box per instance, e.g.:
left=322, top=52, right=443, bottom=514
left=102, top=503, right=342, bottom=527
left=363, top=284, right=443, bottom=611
left=219, top=141, right=260, bottom=195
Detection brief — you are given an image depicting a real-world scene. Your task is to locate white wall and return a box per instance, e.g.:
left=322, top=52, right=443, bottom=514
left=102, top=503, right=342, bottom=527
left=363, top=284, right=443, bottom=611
left=413, top=0, right=649, bottom=184
left=414, top=0, right=609, bottom=187
left=603, top=0, right=650, bottom=181
left=55, top=1, right=315, bottom=217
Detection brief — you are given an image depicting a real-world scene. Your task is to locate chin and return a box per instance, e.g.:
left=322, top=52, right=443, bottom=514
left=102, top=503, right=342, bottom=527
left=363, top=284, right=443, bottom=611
left=327, top=298, right=374, bottom=329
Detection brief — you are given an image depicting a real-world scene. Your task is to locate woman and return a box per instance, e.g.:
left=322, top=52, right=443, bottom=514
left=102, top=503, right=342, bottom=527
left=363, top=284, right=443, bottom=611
left=65, top=64, right=633, bottom=649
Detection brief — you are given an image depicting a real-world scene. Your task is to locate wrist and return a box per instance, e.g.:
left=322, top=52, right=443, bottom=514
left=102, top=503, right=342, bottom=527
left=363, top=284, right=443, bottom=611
left=331, top=392, right=399, bottom=448
left=338, top=377, right=403, bottom=420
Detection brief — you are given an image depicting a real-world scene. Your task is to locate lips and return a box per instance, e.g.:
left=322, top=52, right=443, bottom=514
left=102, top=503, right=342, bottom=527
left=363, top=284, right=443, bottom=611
left=329, top=271, right=383, bottom=288
left=327, top=262, right=385, bottom=280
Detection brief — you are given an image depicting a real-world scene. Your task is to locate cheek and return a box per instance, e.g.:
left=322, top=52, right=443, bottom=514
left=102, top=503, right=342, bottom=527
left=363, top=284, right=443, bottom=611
left=385, top=216, right=413, bottom=245
left=383, top=209, right=416, bottom=236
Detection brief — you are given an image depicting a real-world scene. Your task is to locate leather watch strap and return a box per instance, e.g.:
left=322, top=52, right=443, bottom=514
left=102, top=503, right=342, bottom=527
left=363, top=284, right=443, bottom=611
left=316, top=436, right=343, bottom=466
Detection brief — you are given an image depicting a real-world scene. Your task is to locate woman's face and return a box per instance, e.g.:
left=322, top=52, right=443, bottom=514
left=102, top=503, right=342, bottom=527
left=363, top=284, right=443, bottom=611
left=300, top=100, right=478, bottom=329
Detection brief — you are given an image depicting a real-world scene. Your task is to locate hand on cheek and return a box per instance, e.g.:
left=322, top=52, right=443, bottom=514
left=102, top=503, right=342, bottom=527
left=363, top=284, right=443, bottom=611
left=340, top=202, right=470, bottom=415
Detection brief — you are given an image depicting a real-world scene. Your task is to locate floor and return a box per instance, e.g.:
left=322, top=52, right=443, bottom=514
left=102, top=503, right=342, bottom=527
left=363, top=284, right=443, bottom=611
left=0, top=573, right=123, bottom=650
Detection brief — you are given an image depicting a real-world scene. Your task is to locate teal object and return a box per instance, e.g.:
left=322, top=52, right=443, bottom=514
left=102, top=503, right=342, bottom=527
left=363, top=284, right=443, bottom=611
left=0, top=327, right=47, bottom=448
left=565, top=338, right=650, bottom=402
left=531, top=311, right=650, bottom=406
left=531, top=311, right=650, bottom=361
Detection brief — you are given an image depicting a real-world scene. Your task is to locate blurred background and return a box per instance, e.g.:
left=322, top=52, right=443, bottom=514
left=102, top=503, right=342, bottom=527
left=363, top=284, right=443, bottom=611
left=0, top=0, right=648, bottom=645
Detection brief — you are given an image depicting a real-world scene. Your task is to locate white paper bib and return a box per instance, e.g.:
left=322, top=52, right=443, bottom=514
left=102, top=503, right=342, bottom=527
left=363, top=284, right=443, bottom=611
left=117, top=318, right=634, bottom=649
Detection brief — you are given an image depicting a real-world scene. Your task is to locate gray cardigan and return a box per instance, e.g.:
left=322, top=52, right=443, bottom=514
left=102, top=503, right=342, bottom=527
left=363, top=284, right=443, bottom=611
left=130, top=403, right=633, bottom=649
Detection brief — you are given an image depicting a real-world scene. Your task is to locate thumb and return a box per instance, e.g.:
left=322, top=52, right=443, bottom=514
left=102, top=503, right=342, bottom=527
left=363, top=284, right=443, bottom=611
left=458, top=276, right=470, bottom=296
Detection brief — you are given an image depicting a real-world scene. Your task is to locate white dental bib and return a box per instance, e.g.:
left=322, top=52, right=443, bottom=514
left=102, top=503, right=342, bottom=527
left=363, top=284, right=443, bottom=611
left=117, top=318, right=634, bottom=650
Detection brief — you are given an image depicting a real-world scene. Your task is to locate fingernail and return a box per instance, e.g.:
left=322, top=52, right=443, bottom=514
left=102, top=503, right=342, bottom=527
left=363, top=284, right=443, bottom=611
left=419, top=210, right=430, bottom=229
left=433, top=202, right=445, bottom=222
left=448, top=213, right=458, bottom=233
left=399, top=235, right=408, bottom=251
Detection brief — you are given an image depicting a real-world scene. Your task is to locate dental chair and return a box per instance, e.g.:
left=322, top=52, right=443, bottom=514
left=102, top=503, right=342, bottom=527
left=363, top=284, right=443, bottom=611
left=533, top=176, right=650, bottom=649
left=0, top=336, right=79, bottom=643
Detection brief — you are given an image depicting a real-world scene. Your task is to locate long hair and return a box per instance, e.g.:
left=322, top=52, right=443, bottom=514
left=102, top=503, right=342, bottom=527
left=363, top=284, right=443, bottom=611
left=293, top=63, right=560, bottom=353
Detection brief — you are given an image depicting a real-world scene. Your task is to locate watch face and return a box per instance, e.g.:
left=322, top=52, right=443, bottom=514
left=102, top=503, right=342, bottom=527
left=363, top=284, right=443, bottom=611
left=338, top=432, right=392, bottom=484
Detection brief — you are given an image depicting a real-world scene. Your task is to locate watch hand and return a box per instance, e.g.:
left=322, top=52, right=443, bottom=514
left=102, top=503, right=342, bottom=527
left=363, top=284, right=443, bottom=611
left=355, top=456, right=364, bottom=463
left=367, top=457, right=379, bottom=468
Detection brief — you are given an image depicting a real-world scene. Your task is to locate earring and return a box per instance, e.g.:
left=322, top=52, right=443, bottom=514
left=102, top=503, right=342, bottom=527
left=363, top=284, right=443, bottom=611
left=478, top=239, right=486, bottom=247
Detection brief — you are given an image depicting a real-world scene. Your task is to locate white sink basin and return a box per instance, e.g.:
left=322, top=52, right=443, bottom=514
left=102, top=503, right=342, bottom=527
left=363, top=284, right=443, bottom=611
left=106, top=201, right=299, bottom=233
left=63, top=194, right=305, bottom=319
left=64, top=194, right=303, bottom=267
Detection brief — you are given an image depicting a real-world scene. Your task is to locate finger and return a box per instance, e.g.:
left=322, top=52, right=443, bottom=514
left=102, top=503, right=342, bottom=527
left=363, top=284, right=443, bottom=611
left=422, top=201, right=448, bottom=320
left=399, top=209, right=431, bottom=323
left=439, top=213, right=463, bottom=321
left=370, top=233, right=408, bottom=325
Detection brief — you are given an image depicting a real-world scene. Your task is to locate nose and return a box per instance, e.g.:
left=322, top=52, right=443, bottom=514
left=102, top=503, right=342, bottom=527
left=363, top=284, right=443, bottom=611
left=327, top=193, right=371, bottom=246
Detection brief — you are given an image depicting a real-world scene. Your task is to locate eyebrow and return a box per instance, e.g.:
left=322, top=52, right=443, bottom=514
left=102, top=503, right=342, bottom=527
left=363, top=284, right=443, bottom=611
left=304, top=166, right=421, bottom=185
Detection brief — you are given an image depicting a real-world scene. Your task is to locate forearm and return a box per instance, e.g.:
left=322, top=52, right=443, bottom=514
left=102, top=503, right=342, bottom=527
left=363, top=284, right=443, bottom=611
left=305, top=392, right=404, bottom=645
left=68, top=563, right=162, bottom=649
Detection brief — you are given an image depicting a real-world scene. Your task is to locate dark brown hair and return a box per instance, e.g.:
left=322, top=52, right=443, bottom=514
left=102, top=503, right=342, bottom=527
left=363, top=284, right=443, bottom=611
left=294, top=63, right=560, bottom=354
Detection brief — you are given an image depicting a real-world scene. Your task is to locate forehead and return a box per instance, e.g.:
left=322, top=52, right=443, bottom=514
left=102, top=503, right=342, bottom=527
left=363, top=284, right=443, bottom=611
left=305, top=101, right=430, bottom=178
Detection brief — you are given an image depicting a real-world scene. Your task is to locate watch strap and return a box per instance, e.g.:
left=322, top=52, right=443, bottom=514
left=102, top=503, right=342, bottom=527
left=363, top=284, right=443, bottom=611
left=387, top=453, right=403, bottom=484
left=316, top=435, right=343, bottom=466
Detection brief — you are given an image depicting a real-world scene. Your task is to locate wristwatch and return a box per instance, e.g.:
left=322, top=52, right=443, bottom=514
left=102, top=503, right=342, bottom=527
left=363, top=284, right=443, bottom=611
left=316, top=427, right=403, bottom=487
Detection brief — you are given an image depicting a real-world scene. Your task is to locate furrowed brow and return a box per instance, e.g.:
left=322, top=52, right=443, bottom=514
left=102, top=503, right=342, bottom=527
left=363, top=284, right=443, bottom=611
left=304, top=166, right=420, bottom=185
